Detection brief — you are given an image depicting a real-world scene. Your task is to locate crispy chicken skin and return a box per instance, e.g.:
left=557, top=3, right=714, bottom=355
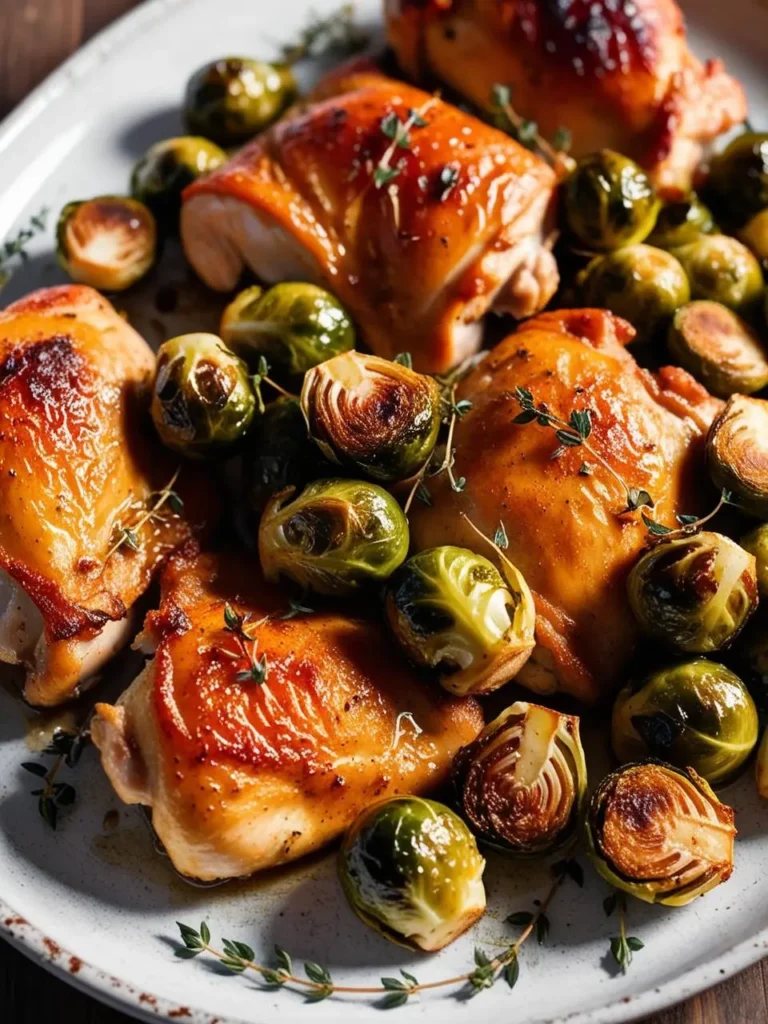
left=91, top=548, right=483, bottom=881
left=386, top=0, right=747, bottom=194
left=409, top=309, right=720, bottom=704
left=181, top=71, right=558, bottom=373
left=0, top=285, right=215, bottom=707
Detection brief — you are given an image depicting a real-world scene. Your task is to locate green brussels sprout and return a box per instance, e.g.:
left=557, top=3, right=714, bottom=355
left=627, top=531, right=758, bottom=654
left=738, top=208, right=768, bottom=269
left=611, top=660, right=758, bottom=785
left=577, top=245, right=689, bottom=343
left=707, top=395, right=768, bottom=518
left=183, top=57, right=297, bottom=146
left=56, top=196, right=156, bottom=292
left=151, top=333, right=256, bottom=458
left=301, top=351, right=440, bottom=483
left=221, top=282, right=355, bottom=382
left=130, top=136, right=226, bottom=231
left=667, top=301, right=768, bottom=396
left=258, top=478, right=409, bottom=594
left=707, top=131, right=768, bottom=228
left=453, top=701, right=587, bottom=855
left=741, top=523, right=768, bottom=597
left=756, top=726, right=768, bottom=798
left=647, top=193, right=716, bottom=250
left=674, top=235, right=764, bottom=315
left=385, top=546, right=535, bottom=695
left=338, top=796, right=486, bottom=951
left=585, top=760, right=736, bottom=906
left=563, top=150, right=660, bottom=251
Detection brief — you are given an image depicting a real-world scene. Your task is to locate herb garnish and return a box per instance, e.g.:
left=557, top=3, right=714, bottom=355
left=106, top=468, right=184, bottom=562
left=373, top=99, right=436, bottom=190
left=281, top=598, right=315, bottom=621
left=603, top=893, right=644, bottom=974
left=642, top=488, right=736, bottom=540
left=0, top=207, right=48, bottom=289
left=281, top=3, right=369, bottom=64
left=21, top=725, right=88, bottom=830
left=491, top=85, right=575, bottom=176
left=251, top=356, right=298, bottom=414
left=222, top=604, right=269, bottom=685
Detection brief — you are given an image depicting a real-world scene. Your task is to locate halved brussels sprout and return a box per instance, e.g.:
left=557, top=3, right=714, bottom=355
left=707, top=395, right=768, bottom=518
left=151, top=333, right=256, bottom=458
left=577, top=245, right=689, bottom=343
left=301, top=351, right=441, bottom=483
left=627, top=531, right=758, bottom=653
left=563, top=150, right=660, bottom=251
left=674, top=235, right=764, bottom=315
left=338, top=796, right=486, bottom=951
left=756, top=726, right=768, bottom=798
left=130, top=136, right=226, bottom=231
left=667, top=301, right=768, bottom=396
left=452, top=701, right=587, bottom=855
left=739, top=208, right=768, bottom=268
left=611, top=660, right=758, bottom=785
left=585, top=761, right=736, bottom=906
left=385, top=546, right=535, bottom=695
left=258, top=478, right=409, bottom=594
left=56, top=196, right=156, bottom=292
left=707, top=131, right=768, bottom=228
left=647, top=194, right=716, bottom=250
left=741, top=523, right=768, bottom=596
left=221, top=282, right=355, bottom=382
left=183, top=57, right=297, bottom=146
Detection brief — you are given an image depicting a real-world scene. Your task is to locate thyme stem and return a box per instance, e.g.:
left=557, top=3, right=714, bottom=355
left=105, top=468, right=183, bottom=563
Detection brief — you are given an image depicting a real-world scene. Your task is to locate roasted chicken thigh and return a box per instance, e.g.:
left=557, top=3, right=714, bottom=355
left=386, top=0, right=747, bottom=194
left=181, top=71, right=558, bottom=372
left=92, top=548, right=483, bottom=881
left=410, top=309, right=720, bottom=704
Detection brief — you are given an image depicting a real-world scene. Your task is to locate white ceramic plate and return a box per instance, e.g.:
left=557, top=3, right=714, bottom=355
left=2, top=1, right=768, bottom=1021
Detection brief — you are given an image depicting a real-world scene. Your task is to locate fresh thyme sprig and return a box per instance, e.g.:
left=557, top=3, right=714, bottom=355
left=251, top=356, right=298, bottom=414
left=21, top=725, right=89, bottom=830
left=603, top=893, right=644, bottom=974
left=106, top=468, right=184, bottom=562
left=222, top=604, right=269, bottom=685
left=280, top=2, right=369, bottom=64
left=373, top=99, right=436, bottom=190
left=642, top=488, right=736, bottom=540
left=491, top=85, right=575, bottom=177
left=0, top=207, right=49, bottom=289
left=281, top=598, right=315, bottom=620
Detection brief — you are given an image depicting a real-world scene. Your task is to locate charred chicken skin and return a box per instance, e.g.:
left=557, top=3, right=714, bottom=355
left=92, top=548, right=483, bottom=881
left=409, top=309, right=720, bottom=704
left=0, top=285, right=214, bottom=707
left=181, top=70, right=558, bottom=373
left=386, top=0, right=747, bottom=194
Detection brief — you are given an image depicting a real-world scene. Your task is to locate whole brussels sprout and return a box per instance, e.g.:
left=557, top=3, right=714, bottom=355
left=221, top=282, right=355, bottom=382
left=647, top=193, right=716, bottom=250
left=578, top=245, right=689, bottom=343
left=339, top=796, right=486, bottom=951
left=258, top=478, right=409, bottom=594
left=183, top=57, right=297, bottom=146
left=385, top=546, right=535, bottom=695
left=585, top=761, right=736, bottom=906
left=756, top=726, right=768, bottom=798
left=130, top=136, right=226, bottom=231
left=301, top=351, right=440, bottom=483
left=56, top=196, right=156, bottom=292
left=707, top=131, right=768, bottom=228
left=739, top=208, right=768, bottom=269
left=611, top=660, right=758, bottom=785
left=707, top=395, right=768, bottom=518
left=627, top=531, right=758, bottom=653
left=453, top=701, right=587, bottom=855
left=741, top=523, right=768, bottom=596
left=674, top=235, right=764, bottom=315
left=151, top=333, right=256, bottom=458
left=667, top=301, right=768, bottom=396
left=563, top=150, right=660, bottom=251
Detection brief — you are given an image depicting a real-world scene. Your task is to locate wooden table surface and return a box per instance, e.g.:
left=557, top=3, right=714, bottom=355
left=0, top=1, right=765, bottom=1021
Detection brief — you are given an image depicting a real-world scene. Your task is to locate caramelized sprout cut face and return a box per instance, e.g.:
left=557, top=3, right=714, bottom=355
left=130, top=136, right=226, bottom=231
left=708, top=395, right=768, bottom=519
left=453, top=701, right=587, bottom=855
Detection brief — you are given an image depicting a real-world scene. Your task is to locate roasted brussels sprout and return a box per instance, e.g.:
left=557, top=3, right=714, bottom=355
left=183, top=57, right=297, bottom=146
left=258, top=478, right=409, bottom=594
left=741, top=523, right=768, bottom=596
left=577, top=245, right=689, bottom=343
left=611, top=660, right=758, bottom=785
left=707, top=395, right=768, bottom=518
left=756, top=726, right=768, bottom=798
left=221, top=282, right=355, bottom=382
left=151, top=333, right=256, bottom=458
left=453, top=701, right=587, bottom=855
left=56, top=196, right=156, bottom=291
left=707, top=131, right=768, bottom=228
left=627, top=532, right=758, bottom=653
left=585, top=761, right=736, bottom=906
left=674, top=235, right=764, bottom=315
left=667, top=301, right=768, bottom=396
left=739, top=208, right=768, bottom=268
left=130, top=136, right=226, bottom=230
left=302, top=351, right=440, bottom=483
left=385, top=546, right=535, bottom=695
left=563, top=150, right=660, bottom=251
left=647, top=194, right=716, bottom=250
left=339, top=796, right=486, bottom=951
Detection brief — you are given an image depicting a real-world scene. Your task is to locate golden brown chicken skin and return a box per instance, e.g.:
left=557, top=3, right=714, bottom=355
left=181, top=71, right=558, bottom=373
left=0, top=285, right=215, bottom=706
left=409, top=309, right=720, bottom=704
left=92, top=548, right=483, bottom=881
left=386, top=0, right=747, bottom=194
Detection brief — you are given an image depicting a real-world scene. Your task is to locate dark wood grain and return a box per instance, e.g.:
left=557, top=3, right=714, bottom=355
left=0, top=1, right=765, bottom=1021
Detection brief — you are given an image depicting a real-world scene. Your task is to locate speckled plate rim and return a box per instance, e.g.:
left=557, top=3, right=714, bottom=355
left=1, top=0, right=768, bottom=1021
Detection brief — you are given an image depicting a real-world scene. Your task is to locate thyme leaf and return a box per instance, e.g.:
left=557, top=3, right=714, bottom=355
left=22, top=723, right=90, bottom=830
left=490, top=84, right=574, bottom=176
left=105, top=468, right=183, bottom=563
left=222, top=605, right=270, bottom=685
left=280, top=3, right=368, bottom=64
left=0, top=207, right=49, bottom=289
